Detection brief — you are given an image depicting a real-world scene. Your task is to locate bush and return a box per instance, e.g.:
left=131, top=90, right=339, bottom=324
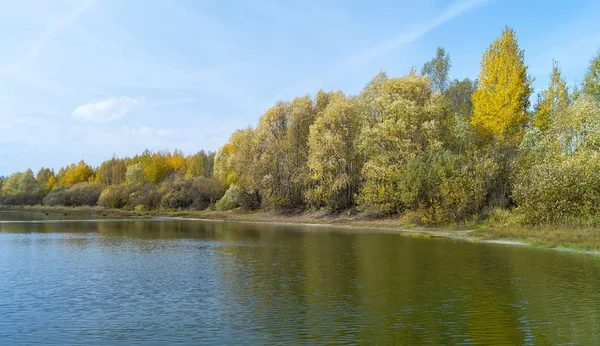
left=98, top=184, right=136, bottom=209
left=215, top=185, right=260, bottom=211
left=43, top=182, right=103, bottom=207
left=400, top=151, right=491, bottom=224
left=160, top=176, right=227, bottom=210
left=128, top=184, right=161, bottom=210
left=513, top=153, right=600, bottom=225
left=0, top=192, right=43, bottom=206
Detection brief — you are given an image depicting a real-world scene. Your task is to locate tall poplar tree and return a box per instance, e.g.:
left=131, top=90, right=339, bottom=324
left=471, top=27, right=533, bottom=144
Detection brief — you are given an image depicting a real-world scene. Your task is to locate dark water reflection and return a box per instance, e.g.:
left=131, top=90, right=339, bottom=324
left=0, top=215, right=599, bottom=345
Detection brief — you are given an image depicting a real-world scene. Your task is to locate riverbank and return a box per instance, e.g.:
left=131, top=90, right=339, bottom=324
left=3, top=205, right=600, bottom=253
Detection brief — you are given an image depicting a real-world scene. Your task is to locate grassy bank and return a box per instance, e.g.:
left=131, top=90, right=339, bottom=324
left=3, top=205, right=600, bottom=253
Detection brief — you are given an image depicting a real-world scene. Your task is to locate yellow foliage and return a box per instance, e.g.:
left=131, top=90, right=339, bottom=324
left=471, top=27, right=532, bottom=144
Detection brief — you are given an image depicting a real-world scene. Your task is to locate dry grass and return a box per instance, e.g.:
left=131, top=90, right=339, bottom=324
left=472, top=226, right=600, bottom=251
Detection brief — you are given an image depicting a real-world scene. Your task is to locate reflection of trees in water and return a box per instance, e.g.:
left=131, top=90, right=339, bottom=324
left=2, top=219, right=600, bottom=343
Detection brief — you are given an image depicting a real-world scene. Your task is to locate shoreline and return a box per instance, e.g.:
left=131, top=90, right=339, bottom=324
left=3, top=205, right=600, bottom=255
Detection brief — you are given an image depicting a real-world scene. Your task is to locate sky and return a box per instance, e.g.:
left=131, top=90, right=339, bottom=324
left=1, top=0, right=599, bottom=175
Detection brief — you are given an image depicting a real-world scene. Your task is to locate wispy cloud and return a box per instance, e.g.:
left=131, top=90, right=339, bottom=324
left=342, top=0, right=489, bottom=71
left=72, top=97, right=141, bottom=123
left=280, top=0, right=490, bottom=97
left=3, top=0, right=96, bottom=75
left=0, top=0, right=96, bottom=81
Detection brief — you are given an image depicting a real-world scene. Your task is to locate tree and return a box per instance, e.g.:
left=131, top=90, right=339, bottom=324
left=446, top=78, right=476, bottom=119
left=251, top=99, right=316, bottom=208
left=357, top=72, right=451, bottom=214
left=95, top=157, right=126, bottom=185
left=55, top=160, right=95, bottom=186
left=126, top=163, right=146, bottom=185
left=446, top=78, right=477, bottom=155
left=36, top=167, right=55, bottom=190
left=0, top=169, right=44, bottom=205
left=166, top=150, right=186, bottom=174
left=532, top=61, right=570, bottom=132
left=471, top=27, right=533, bottom=144
left=582, top=50, right=600, bottom=102
left=307, top=92, right=362, bottom=210
left=421, top=47, right=451, bottom=93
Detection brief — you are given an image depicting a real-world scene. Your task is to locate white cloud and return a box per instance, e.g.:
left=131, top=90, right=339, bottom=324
left=72, top=96, right=141, bottom=123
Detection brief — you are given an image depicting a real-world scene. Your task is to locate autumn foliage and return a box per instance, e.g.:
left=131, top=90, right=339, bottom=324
left=2, top=27, right=600, bottom=225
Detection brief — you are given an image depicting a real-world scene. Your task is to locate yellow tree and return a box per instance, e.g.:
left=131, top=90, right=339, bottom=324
left=471, top=27, right=532, bottom=144
left=56, top=160, right=95, bottom=186
left=532, top=61, right=570, bottom=131
left=166, top=150, right=186, bottom=174
left=307, top=92, right=362, bottom=210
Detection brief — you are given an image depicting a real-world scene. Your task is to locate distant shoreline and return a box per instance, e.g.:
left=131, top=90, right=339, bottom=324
left=2, top=205, right=600, bottom=255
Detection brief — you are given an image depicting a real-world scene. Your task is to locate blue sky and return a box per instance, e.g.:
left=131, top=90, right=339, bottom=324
left=1, top=0, right=599, bottom=175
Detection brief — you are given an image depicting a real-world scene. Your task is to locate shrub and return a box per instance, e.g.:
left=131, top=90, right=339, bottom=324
left=399, top=151, right=491, bottom=224
left=513, top=152, right=600, bottom=225
left=215, top=185, right=260, bottom=211
left=98, top=184, right=135, bottom=209
left=43, top=182, right=103, bottom=206
left=0, top=192, right=43, bottom=206
left=160, top=176, right=227, bottom=210
left=128, top=184, right=161, bottom=210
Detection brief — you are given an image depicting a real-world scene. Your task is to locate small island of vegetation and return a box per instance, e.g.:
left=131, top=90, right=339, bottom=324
left=2, top=27, right=600, bottom=250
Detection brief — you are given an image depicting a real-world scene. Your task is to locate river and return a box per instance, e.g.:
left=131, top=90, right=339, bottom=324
left=0, top=210, right=599, bottom=345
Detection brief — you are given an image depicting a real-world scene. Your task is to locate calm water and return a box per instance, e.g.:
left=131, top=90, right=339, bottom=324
left=0, top=211, right=599, bottom=345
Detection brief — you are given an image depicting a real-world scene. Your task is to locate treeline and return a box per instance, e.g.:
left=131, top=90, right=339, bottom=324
left=0, top=150, right=225, bottom=211
left=2, top=27, right=600, bottom=225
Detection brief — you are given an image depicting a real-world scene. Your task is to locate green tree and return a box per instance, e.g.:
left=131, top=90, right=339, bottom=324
left=421, top=47, right=451, bottom=93
left=471, top=27, right=533, bottom=144
left=357, top=72, right=451, bottom=214
left=446, top=78, right=477, bottom=155
left=126, top=162, right=146, bottom=185
left=582, top=50, right=600, bottom=102
left=36, top=167, right=55, bottom=190
left=532, top=61, right=570, bottom=132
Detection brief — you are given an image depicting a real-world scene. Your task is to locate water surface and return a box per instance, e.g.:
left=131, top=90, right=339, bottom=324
left=1, top=211, right=599, bottom=344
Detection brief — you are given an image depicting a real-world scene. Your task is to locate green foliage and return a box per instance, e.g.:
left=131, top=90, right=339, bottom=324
left=0, top=169, right=44, bottom=205
left=532, top=61, right=570, bottom=132
left=395, top=151, right=490, bottom=223
left=126, top=163, right=146, bottom=185
left=582, top=50, right=600, bottom=102
left=514, top=153, right=600, bottom=224
left=215, top=185, right=260, bottom=211
left=357, top=72, right=451, bottom=214
left=98, top=184, right=135, bottom=209
left=514, top=94, right=600, bottom=224
left=421, top=47, right=451, bottom=93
